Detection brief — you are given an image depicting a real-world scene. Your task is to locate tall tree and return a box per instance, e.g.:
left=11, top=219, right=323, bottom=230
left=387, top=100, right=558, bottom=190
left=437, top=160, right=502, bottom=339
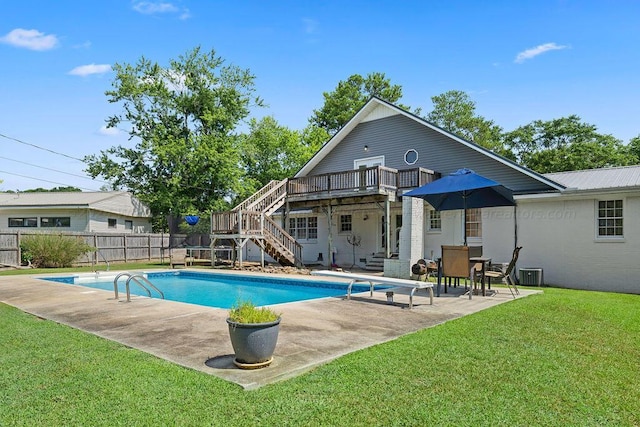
left=84, top=47, right=262, bottom=222
left=238, top=117, right=323, bottom=200
left=624, top=134, right=640, bottom=163
left=22, top=186, right=82, bottom=193
left=426, top=90, right=505, bottom=153
left=503, top=115, right=635, bottom=173
left=309, top=72, right=406, bottom=135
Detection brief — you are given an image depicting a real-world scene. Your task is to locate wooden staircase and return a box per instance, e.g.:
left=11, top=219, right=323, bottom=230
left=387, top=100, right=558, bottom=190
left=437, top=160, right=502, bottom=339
left=211, top=180, right=303, bottom=267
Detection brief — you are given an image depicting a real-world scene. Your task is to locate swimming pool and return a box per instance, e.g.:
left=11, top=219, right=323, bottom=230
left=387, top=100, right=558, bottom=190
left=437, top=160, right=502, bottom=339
left=42, top=271, right=368, bottom=309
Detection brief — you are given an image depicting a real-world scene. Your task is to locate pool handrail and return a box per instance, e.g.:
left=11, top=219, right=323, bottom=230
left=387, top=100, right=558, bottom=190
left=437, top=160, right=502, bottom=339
left=113, top=272, right=165, bottom=302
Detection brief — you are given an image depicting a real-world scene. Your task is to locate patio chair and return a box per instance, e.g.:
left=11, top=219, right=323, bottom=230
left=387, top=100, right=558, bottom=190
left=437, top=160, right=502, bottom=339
left=441, top=245, right=474, bottom=299
left=484, top=246, right=522, bottom=298
left=169, top=248, right=188, bottom=269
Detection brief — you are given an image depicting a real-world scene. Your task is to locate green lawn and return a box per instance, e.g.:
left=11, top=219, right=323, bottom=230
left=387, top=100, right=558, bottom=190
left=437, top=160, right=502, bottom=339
left=0, top=261, right=170, bottom=276
left=1, top=281, right=638, bottom=426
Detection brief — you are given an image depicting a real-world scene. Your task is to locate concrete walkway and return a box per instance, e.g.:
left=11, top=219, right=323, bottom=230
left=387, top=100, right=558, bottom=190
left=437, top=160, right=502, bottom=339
left=0, top=269, right=540, bottom=390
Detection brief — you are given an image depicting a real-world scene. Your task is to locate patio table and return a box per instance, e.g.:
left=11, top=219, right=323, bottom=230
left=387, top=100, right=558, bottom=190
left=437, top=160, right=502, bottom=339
left=470, top=257, right=492, bottom=296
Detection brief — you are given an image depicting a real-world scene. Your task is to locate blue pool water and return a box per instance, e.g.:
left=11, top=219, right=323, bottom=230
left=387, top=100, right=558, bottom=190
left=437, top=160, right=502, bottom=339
left=42, top=271, right=366, bottom=309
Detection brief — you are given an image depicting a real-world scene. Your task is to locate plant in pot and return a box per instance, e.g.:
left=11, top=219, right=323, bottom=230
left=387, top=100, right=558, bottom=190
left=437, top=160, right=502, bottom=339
left=227, top=301, right=281, bottom=369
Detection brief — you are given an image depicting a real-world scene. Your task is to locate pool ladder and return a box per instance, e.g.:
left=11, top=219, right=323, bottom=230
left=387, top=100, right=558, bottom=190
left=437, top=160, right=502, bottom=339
left=113, top=272, right=164, bottom=302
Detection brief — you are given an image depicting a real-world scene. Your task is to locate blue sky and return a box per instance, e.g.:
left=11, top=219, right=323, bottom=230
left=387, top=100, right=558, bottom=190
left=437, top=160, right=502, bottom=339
left=1, top=0, right=639, bottom=192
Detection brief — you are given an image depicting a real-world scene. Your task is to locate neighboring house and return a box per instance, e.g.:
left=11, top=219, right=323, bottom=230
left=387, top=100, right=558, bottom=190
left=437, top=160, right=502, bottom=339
left=0, top=191, right=152, bottom=233
left=211, top=97, right=638, bottom=294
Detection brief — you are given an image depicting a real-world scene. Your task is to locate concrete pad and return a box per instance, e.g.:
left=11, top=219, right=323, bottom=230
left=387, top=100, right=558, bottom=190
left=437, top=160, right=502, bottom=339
left=0, top=269, right=540, bottom=389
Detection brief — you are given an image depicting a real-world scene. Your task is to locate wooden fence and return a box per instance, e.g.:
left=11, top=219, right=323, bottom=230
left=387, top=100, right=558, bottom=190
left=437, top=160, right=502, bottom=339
left=0, top=231, right=176, bottom=268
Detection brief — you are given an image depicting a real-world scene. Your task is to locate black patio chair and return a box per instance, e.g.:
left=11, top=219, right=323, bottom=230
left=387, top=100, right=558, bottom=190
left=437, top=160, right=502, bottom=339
left=484, top=247, right=522, bottom=298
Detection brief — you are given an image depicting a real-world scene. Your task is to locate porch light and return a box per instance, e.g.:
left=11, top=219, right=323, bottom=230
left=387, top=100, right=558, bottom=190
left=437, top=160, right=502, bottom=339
left=364, top=145, right=369, bottom=152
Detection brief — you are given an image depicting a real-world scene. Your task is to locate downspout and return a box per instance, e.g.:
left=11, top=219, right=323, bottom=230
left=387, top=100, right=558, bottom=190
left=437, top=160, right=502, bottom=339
left=514, top=204, right=518, bottom=248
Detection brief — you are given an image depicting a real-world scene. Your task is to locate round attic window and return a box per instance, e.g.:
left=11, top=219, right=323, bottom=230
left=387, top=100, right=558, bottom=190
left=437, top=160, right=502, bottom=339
left=404, top=149, right=418, bottom=165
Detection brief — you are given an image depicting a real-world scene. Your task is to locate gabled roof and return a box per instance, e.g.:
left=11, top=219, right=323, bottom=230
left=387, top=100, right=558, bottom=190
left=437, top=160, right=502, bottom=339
left=545, top=165, right=640, bottom=192
left=0, top=191, right=151, bottom=218
left=296, top=97, right=564, bottom=192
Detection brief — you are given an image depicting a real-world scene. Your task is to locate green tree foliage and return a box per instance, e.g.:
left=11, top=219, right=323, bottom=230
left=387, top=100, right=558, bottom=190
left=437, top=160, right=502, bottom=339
left=624, top=134, right=640, bottom=163
left=238, top=117, right=324, bottom=200
left=503, top=115, right=635, bottom=173
left=426, top=90, right=505, bottom=153
left=22, top=186, right=82, bottom=193
left=309, top=72, right=406, bottom=135
left=84, top=47, right=262, bottom=223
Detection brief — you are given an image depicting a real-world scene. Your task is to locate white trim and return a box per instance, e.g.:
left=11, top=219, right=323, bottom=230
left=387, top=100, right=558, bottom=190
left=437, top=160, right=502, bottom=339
left=404, top=149, right=418, bottom=165
left=354, top=155, right=385, bottom=169
left=594, top=197, right=625, bottom=241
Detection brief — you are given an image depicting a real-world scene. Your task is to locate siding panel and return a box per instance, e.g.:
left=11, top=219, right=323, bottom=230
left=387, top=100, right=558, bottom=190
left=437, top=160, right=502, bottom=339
left=308, top=115, right=554, bottom=194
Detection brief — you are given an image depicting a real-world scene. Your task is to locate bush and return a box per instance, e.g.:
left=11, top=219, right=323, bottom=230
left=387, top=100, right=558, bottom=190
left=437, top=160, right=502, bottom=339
left=20, top=234, right=95, bottom=268
left=228, top=301, right=280, bottom=324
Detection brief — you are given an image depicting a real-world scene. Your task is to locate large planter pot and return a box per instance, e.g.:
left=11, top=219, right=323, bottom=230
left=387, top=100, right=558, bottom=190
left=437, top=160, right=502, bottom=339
left=226, top=317, right=281, bottom=369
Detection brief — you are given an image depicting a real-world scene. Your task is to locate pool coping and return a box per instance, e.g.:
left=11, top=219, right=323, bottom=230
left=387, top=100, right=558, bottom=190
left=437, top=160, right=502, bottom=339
left=0, top=268, right=541, bottom=390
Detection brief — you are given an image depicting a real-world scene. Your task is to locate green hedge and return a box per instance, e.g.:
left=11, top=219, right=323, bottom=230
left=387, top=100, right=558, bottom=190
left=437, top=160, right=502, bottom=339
left=20, top=234, right=95, bottom=268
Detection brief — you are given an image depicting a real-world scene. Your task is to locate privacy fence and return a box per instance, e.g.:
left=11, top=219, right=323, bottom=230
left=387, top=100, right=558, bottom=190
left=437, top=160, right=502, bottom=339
left=0, top=231, right=210, bottom=268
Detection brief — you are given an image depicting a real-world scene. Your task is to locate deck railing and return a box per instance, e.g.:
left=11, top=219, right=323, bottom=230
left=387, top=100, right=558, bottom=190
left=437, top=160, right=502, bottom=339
left=210, top=210, right=301, bottom=265
left=288, top=166, right=436, bottom=196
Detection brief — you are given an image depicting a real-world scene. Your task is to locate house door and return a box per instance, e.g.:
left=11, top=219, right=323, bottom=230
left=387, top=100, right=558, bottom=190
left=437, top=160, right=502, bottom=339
left=380, top=214, right=402, bottom=254
left=354, top=156, right=384, bottom=189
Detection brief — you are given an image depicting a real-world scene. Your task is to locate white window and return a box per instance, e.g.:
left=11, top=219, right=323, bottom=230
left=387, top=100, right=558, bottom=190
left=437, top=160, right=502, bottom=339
left=428, top=210, right=441, bottom=231
left=465, top=209, right=482, bottom=238
left=597, top=200, right=623, bottom=237
left=125, top=220, right=133, bottom=230
left=340, top=214, right=352, bottom=233
left=289, top=216, right=318, bottom=240
left=404, top=149, right=418, bottom=165
left=108, top=218, right=117, bottom=228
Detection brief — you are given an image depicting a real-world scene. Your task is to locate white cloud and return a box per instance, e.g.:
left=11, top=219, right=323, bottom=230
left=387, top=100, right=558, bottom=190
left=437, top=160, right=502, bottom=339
left=73, top=41, right=92, bottom=49
left=515, top=42, right=569, bottom=63
left=302, top=18, right=319, bottom=34
left=0, top=28, right=59, bottom=51
left=68, top=63, right=112, bottom=76
left=98, top=125, right=121, bottom=136
left=179, top=9, right=191, bottom=20
left=133, top=1, right=178, bottom=14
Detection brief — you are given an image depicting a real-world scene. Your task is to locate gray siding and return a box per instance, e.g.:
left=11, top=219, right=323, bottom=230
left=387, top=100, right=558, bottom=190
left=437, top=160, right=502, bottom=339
left=308, top=115, right=555, bottom=194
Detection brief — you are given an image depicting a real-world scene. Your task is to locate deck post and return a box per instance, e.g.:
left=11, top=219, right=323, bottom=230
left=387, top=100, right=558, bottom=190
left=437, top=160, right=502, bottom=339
left=327, top=203, right=333, bottom=268
left=385, top=198, right=391, bottom=258
left=260, top=214, right=265, bottom=268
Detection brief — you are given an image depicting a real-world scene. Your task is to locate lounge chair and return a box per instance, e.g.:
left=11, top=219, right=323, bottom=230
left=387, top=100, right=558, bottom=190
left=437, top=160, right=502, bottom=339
left=484, top=247, right=522, bottom=298
left=311, top=270, right=434, bottom=309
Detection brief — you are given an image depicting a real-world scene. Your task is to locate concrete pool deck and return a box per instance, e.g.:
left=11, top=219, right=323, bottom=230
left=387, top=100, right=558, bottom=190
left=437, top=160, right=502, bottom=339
left=0, top=269, right=541, bottom=390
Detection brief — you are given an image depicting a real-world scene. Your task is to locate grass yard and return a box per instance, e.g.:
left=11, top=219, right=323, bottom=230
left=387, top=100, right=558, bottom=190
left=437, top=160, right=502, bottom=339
left=0, top=262, right=170, bottom=277
left=1, top=284, right=638, bottom=426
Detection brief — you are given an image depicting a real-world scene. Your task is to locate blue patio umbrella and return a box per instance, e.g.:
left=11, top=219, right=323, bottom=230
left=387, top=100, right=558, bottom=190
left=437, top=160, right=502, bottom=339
left=404, top=168, right=515, bottom=245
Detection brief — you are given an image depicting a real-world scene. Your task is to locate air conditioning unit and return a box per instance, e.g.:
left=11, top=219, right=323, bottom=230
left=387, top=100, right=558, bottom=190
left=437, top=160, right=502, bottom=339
left=519, top=268, right=543, bottom=286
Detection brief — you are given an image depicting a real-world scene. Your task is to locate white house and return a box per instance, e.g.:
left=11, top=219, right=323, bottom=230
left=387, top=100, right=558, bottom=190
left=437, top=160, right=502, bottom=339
left=0, top=191, right=152, bottom=233
left=513, top=166, right=640, bottom=294
left=212, top=97, right=639, bottom=294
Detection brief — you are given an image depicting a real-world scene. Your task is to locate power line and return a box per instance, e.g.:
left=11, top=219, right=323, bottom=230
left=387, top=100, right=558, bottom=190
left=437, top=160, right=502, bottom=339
left=0, top=170, right=101, bottom=191
left=0, top=155, right=109, bottom=184
left=0, top=132, right=85, bottom=162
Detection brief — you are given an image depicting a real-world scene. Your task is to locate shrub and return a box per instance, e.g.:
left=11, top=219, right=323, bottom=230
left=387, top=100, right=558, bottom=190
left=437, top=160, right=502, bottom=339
left=20, top=234, right=95, bottom=268
left=228, top=301, right=280, bottom=324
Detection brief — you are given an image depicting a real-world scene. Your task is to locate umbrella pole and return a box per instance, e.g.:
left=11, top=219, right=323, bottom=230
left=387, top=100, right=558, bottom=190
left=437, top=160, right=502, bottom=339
left=463, top=193, right=468, bottom=246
